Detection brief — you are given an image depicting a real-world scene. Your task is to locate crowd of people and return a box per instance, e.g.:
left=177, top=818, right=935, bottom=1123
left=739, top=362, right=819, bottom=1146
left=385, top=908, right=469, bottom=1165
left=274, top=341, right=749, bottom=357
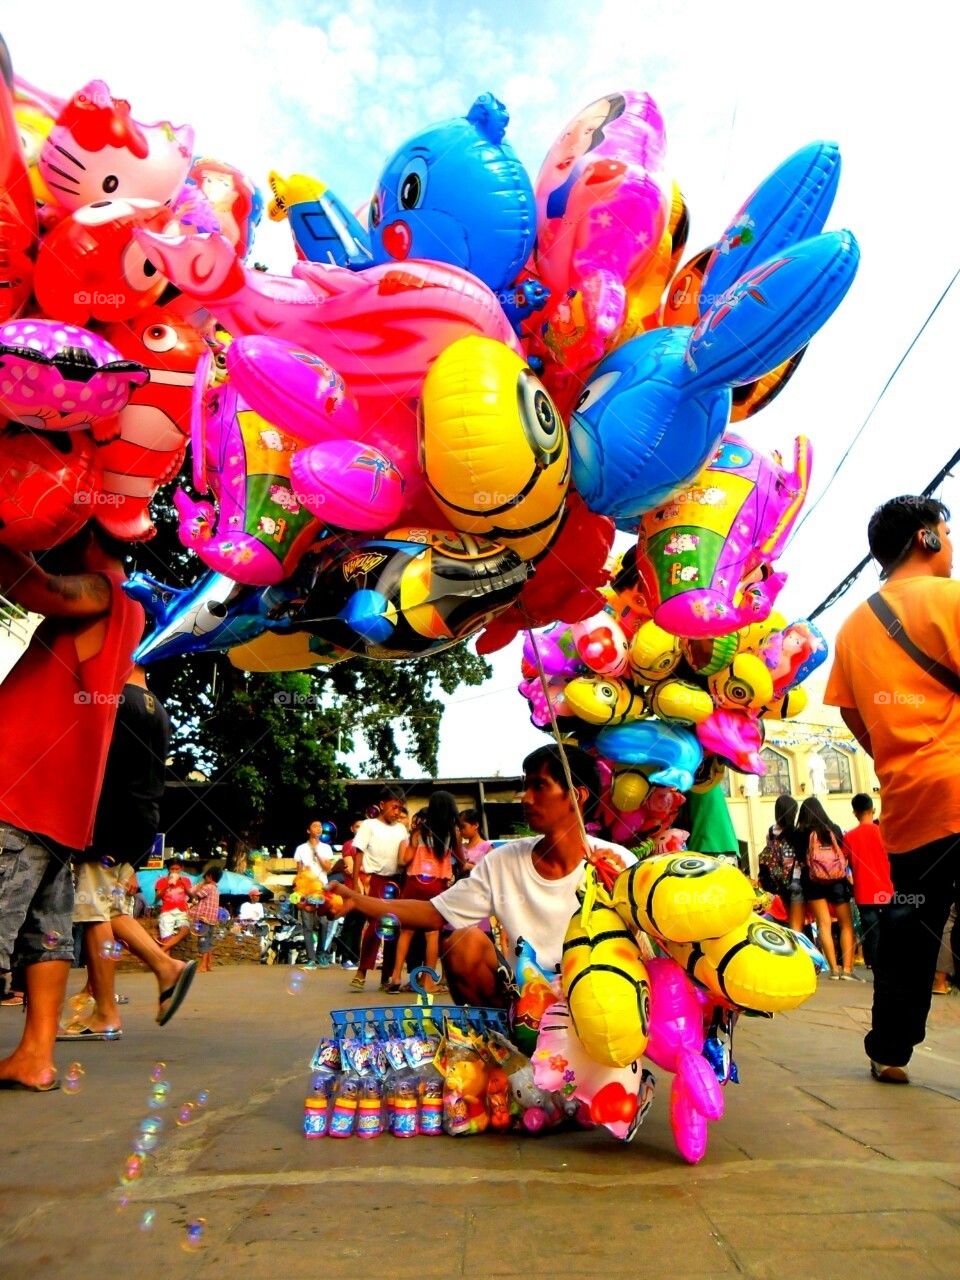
left=1, top=494, right=959, bottom=1096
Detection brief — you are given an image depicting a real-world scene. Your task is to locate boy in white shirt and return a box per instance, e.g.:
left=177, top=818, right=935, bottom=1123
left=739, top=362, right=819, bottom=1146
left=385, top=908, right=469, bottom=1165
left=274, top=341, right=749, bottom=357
left=292, top=820, right=336, bottom=968
left=333, top=746, right=634, bottom=1016
left=349, top=789, right=409, bottom=991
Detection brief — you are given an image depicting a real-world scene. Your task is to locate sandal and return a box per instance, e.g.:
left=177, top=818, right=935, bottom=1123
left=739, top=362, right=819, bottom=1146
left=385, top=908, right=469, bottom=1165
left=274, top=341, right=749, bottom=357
left=384, top=982, right=402, bottom=994
left=349, top=975, right=366, bottom=992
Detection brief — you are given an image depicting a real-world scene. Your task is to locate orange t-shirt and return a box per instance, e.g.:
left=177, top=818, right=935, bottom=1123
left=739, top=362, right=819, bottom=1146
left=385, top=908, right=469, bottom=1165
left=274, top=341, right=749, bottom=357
left=824, top=576, right=960, bottom=853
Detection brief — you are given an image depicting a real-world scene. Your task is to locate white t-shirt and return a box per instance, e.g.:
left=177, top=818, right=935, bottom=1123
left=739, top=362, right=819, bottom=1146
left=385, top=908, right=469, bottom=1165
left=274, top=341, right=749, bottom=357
left=238, top=901, right=265, bottom=922
left=353, top=818, right=406, bottom=877
left=432, top=836, right=636, bottom=980
left=294, top=840, right=334, bottom=885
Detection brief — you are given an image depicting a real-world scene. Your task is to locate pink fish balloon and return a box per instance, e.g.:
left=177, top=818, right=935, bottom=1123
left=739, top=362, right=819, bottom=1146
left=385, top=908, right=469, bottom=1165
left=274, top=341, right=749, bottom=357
left=290, top=439, right=405, bottom=531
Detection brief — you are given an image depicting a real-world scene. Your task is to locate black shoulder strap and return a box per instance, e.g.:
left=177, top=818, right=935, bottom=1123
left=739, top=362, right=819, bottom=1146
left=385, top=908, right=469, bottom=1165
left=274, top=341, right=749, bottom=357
left=867, top=593, right=960, bottom=696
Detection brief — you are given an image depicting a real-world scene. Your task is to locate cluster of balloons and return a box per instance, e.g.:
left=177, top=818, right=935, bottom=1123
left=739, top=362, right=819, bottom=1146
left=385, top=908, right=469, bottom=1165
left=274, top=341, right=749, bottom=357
left=533, top=854, right=820, bottom=1162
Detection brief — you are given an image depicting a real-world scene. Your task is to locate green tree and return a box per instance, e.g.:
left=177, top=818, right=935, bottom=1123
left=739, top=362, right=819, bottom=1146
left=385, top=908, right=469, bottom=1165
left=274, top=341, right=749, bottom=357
left=128, top=497, right=492, bottom=858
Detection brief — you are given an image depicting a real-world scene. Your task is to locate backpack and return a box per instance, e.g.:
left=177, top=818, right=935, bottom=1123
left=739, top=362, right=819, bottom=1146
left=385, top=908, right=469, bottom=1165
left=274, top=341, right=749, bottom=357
left=806, top=830, right=848, bottom=883
left=758, top=830, right=796, bottom=895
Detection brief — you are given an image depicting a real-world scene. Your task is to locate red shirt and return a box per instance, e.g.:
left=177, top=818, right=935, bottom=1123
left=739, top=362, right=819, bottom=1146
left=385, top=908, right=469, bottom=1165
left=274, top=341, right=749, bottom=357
left=156, top=874, right=193, bottom=913
left=844, top=822, right=894, bottom=905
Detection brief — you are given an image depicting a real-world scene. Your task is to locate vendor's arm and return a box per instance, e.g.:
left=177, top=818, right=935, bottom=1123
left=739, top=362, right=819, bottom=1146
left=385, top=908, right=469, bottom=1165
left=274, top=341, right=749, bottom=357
left=0, top=545, right=111, bottom=618
left=330, top=882, right=444, bottom=932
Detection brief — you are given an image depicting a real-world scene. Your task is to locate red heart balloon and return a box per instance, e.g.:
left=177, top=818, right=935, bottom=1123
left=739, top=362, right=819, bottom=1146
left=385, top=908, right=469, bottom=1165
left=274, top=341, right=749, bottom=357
left=590, top=1081, right=639, bottom=1126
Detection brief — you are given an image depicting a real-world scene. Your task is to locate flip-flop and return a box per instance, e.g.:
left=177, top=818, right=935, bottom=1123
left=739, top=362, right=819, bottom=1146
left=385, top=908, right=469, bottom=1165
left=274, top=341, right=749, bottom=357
left=157, top=960, right=198, bottom=1027
left=0, top=1076, right=60, bottom=1091
left=56, top=1027, right=122, bottom=1042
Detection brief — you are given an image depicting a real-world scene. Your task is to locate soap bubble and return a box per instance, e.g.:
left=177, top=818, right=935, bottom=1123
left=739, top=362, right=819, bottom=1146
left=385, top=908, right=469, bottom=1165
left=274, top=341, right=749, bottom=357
left=196, top=1090, right=209, bottom=1107
left=41, top=930, right=61, bottom=951
left=63, top=1062, right=85, bottom=1095
left=116, top=1194, right=130, bottom=1214
left=182, top=1219, right=206, bottom=1253
left=176, top=1101, right=197, bottom=1126
left=217, top=908, right=230, bottom=924
left=100, top=856, right=117, bottom=869
left=286, top=969, right=306, bottom=996
left=134, top=1131, right=159, bottom=1155
left=99, top=939, right=124, bottom=961
left=139, top=1209, right=156, bottom=1232
left=192, top=921, right=208, bottom=937
left=120, top=1153, right=144, bottom=1185
left=376, top=914, right=399, bottom=941
left=148, top=1081, right=170, bottom=1110
left=149, top=1062, right=167, bottom=1083
left=140, top=1116, right=164, bottom=1136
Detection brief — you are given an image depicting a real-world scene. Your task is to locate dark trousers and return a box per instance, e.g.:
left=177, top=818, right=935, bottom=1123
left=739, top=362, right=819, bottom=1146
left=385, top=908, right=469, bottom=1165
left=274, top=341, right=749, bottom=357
left=857, top=903, right=886, bottom=970
left=298, top=909, right=318, bottom=963
left=865, top=834, right=960, bottom=1067
left=358, top=875, right=401, bottom=976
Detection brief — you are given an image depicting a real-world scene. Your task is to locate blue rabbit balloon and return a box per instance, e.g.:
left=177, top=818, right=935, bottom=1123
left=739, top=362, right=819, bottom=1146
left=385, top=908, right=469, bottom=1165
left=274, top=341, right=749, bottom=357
left=368, top=93, right=536, bottom=293
left=570, top=228, right=860, bottom=521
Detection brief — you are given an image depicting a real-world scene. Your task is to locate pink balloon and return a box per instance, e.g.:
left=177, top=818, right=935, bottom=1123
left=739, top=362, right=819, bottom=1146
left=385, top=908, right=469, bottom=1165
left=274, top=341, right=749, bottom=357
left=225, top=335, right=362, bottom=443
left=290, top=439, right=405, bottom=531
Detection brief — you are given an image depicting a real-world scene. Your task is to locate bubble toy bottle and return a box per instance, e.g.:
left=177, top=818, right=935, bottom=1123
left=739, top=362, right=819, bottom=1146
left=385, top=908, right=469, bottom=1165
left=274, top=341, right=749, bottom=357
left=391, top=1076, right=420, bottom=1138
left=356, top=1076, right=384, bottom=1139
left=303, top=1074, right=332, bottom=1139
left=418, top=1070, right=444, bottom=1137
left=328, top=1074, right=360, bottom=1138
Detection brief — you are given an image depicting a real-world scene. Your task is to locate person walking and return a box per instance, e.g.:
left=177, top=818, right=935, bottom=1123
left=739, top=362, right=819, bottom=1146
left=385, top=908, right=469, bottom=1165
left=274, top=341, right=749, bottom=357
left=793, top=798, right=857, bottom=980
left=825, top=495, right=960, bottom=1083
left=187, top=865, right=224, bottom=973
left=759, top=795, right=803, bottom=931
left=844, top=794, right=894, bottom=971
left=386, top=793, right=460, bottom=994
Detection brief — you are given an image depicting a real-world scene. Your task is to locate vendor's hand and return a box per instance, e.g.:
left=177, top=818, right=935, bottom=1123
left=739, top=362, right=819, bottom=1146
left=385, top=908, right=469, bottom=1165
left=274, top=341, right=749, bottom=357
left=326, top=885, right=356, bottom=917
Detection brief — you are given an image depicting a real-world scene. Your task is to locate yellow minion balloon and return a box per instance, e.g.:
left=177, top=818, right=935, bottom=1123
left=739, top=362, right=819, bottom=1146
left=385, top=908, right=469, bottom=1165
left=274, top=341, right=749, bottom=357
left=561, top=892, right=650, bottom=1068
left=420, top=336, right=570, bottom=562
left=564, top=675, right=645, bottom=727
left=666, top=919, right=817, bottom=1013
left=612, top=854, right=755, bottom=944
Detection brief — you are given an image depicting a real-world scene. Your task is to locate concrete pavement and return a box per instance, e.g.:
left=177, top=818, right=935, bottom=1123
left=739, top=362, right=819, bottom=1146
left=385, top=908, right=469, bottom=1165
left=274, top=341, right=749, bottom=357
left=2, top=966, right=959, bottom=1279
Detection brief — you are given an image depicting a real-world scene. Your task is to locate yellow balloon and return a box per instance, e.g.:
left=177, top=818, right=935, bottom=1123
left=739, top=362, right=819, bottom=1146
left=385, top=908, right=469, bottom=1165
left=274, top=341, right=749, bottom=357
left=699, top=918, right=817, bottom=1012
left=228, top=631, right=348, bottom=672
left=610, top=769, right=651, bottom=813
left=420, top=336, right=569, bottom=562
left=561, top=898, right=650, bottom=1068
left=611, top=854, right=755, bottom=943
left=628, top=620, right=681, bottom=683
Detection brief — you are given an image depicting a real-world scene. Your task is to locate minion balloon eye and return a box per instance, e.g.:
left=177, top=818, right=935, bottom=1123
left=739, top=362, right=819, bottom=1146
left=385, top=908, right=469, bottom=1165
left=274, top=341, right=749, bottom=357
left=517, top=368, right=563, bottom=469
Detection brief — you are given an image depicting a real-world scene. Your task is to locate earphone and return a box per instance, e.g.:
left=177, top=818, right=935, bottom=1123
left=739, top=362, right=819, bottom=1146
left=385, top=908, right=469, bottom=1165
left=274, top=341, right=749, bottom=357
left=921, top=529, right=942, bottom=553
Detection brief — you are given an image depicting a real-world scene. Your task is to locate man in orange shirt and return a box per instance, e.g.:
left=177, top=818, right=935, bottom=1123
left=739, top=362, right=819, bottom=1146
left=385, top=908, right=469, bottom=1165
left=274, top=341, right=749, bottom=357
left=825, top=495, right=960, bottom=1084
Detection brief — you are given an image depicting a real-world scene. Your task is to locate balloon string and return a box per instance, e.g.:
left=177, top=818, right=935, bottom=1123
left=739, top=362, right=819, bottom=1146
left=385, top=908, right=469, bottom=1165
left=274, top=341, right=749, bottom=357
left=522, top=618, right=594, bottom=863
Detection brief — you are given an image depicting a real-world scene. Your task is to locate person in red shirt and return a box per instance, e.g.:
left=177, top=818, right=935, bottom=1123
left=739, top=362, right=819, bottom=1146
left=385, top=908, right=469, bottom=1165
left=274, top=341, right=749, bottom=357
left=844, top=794, right=894, bottom=971
left=155, top=860, right=195, bottom=952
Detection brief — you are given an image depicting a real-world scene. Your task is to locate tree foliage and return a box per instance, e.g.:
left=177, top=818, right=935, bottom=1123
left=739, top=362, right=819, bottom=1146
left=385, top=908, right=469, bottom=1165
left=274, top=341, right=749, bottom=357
left=129, top=497, right=492, bottom=852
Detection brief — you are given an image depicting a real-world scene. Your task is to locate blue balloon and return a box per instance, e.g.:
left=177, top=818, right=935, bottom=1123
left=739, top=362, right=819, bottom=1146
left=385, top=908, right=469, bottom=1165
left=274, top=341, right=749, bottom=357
left=287, top=186, right=372, bottom=270
left=126, top=570, right=293, bottom=665
left=592, top=720, right=703, bottom=792
left=368, top=93, right=535, bottom=293
left=570, top=229, right=860, bottom=520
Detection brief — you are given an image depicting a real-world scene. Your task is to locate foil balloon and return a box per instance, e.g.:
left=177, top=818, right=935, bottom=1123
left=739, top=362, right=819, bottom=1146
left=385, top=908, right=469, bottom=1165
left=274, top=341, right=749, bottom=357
left=420, top=336, right=569, bottom=561
left=696, top=708, right=765, bottom=774
left=0, top=425, right=99, bottom=549
left=368, top=93, right=535, bottom=293
left=666, top=918, right=817, bottom=1014
left=228, top=629, right=348, bottom=673
left=188, top=157, right=262, bottom=260
left=0, top=320, right=147, bottom=429
left=636, top=434, right=812, bottom=638
left=268, top=171, right=372, bottom=270
left=592, top=719, right=702, bottom=792
left=177, top=379, right=328, bottom=585
left=532, top=90, right=672, bottom=372
left=611, top=854, right=755, bottom=944
left=569, top=231, right=858, bottom=523
left=39, top=80, right=193, bottom=210
left=33, top=198, right=172, bottom=326
left=0, top=41, right=37, bottom=325
left=98, top=295, right=213, bottom=540
left=224, top=335, right=362, bottom=444
left=521, top=621, right=581, bottom=678
left=293, top=528, right=528, bottom=659
left=290, top=439, right=405, bottom=531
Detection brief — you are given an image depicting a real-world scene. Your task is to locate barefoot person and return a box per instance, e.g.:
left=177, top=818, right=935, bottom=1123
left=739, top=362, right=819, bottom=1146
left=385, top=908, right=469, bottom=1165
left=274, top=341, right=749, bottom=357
left=0, top=530, right=143, bottom=1091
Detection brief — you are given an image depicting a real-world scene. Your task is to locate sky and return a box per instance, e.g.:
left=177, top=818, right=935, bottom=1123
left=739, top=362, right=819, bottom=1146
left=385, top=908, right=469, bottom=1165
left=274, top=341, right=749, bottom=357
left=4, top=1, right=958, bottom=778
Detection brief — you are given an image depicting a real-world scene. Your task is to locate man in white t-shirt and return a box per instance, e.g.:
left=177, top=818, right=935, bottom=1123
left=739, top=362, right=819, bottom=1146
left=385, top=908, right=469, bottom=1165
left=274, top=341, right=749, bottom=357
left=333, top=747, right=634, bottom=1015
left=293, top=820, right=336, bottom=969
left=349, top=789, right=409, bottom=991
left=237, top=888, right=265, bottom=924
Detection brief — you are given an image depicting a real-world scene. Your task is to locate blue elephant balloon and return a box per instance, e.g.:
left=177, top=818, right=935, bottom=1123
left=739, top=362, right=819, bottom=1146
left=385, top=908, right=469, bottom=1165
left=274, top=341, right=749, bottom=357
left=570, top=229, right=860, bottom=521
left=592, top=719, right=703, bottom=792
left=368, top=93, right=536, bottom=293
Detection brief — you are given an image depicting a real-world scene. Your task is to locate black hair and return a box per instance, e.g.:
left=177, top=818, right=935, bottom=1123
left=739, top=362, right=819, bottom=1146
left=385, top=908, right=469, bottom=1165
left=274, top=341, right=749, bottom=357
left=378, top=785, right=406, bottom=804
left=522, top=743, right=601, bottom=822
left=797, top=797, right=843, bottom=846
left=203, top=864, right=224, bottom=883
left=774, top=794, right=798, bottom=831
left=867, top=495, right=949, bottom=577
left=851, top=793, right=874, bottom=817
left=419, top=790, right=461, bottom=860
left=587, top=93, right=626, bottom=150
left=459, top=807, right=481, bottom=826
